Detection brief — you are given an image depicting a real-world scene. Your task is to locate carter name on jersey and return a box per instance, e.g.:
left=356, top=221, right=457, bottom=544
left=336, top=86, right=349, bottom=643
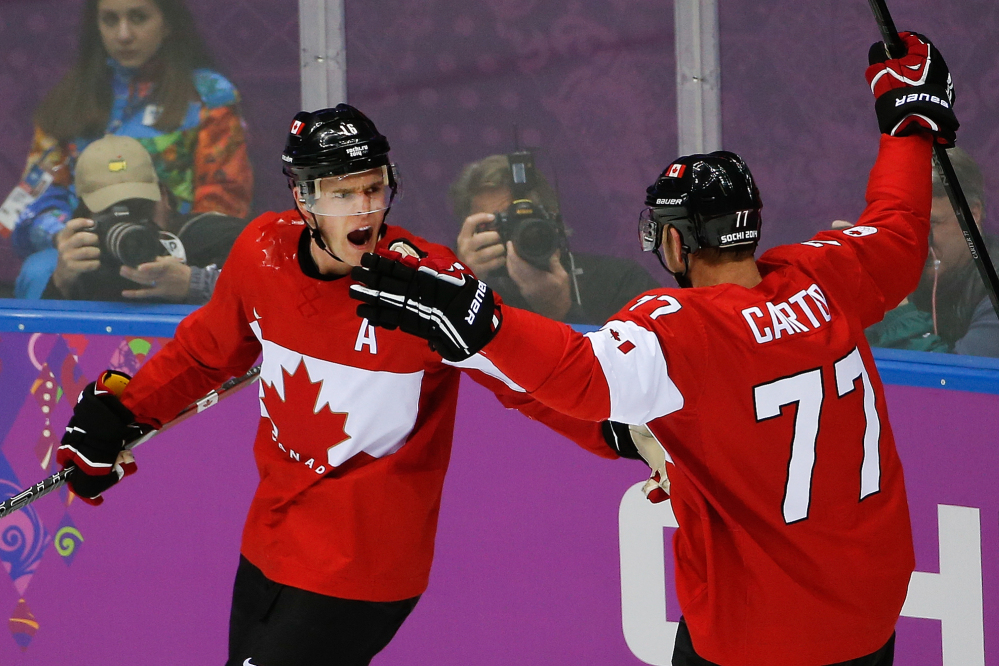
left=741, top=283, right=831, bottom=344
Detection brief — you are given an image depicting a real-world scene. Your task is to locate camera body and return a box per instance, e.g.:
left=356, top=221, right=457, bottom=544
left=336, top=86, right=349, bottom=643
left=90, top=200, right=164, bottom=268
left=488, top=199, right=563, bottom=270
left=481, top=149, right=566, bottom=271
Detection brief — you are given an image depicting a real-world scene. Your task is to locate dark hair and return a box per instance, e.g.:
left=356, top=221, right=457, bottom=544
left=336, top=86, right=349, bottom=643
left=933, top=146, right=985, bottom=208
left=34, top=0, right=214, bottom=141
left=449, top=154, right=560, bottom=222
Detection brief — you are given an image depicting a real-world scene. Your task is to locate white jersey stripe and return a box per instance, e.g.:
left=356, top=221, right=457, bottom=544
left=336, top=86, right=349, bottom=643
left=249, top=318, right=425, bottom=466
left=585, top=320, right=684, bottom=425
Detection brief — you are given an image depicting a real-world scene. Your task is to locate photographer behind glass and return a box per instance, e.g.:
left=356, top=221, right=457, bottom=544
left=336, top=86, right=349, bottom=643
left=41, top=135, right=244, bottom=303
left=451, top=152, right=659, bottom=324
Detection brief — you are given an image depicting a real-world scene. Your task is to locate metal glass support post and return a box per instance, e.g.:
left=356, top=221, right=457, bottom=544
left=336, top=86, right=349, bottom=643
left=299, top=0, right=348, bottom=111
left=674, top=0, right=722, bottom=155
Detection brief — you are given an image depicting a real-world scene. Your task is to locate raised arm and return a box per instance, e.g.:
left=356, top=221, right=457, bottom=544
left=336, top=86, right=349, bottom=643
left=762, top=31, right=957, bottom=327
left=768, top=133, right=933, bottom=327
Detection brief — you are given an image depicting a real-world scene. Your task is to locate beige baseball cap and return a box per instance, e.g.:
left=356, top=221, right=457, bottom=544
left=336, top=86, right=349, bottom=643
left=75, top=135, right=161, bottom=212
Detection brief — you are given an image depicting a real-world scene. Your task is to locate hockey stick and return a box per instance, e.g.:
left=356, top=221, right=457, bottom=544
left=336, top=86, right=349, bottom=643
left=868, top=0, right=999, bottom=320
left=0, top=365, right=261, bottom=518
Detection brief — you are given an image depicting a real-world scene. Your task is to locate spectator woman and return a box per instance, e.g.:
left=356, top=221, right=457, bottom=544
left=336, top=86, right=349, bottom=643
left=12, top=0, right=252, bottom=281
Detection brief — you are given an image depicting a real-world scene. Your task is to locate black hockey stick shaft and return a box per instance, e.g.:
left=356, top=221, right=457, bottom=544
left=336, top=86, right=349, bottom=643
left=868, top=0, right=999, bottom=320
left=0, top=365, right=261, bottom=518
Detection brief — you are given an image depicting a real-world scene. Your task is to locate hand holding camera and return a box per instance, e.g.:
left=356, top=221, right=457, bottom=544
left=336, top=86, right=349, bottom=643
left=456, top=212, right=507, bottom=276
left=456, top=197, right=571, bottom=318
left=51, top=201, right=188, bottom=300
left=505, top=242, right=571, bottom=320
left=119, top=256, right=192, bottom=300
left=51, top=217, right=101, bottom=297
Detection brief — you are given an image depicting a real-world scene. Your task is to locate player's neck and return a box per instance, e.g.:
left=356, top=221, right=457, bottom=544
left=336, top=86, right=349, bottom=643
left=687, top=257, right=762, bottom=289
left=310, top=239, right=352, bottom=277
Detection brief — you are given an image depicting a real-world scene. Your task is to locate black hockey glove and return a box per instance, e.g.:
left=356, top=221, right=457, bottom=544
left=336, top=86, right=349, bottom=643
left=67, top=451, right=138, bottom=507
left=56, top=370, right=142, bottom=505
left=350, top=250, right=502, bottom=362
left=866, top=32, right=958, bottom=147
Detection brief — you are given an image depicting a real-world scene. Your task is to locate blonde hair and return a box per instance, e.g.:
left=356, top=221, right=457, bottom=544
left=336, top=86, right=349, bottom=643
left=449, top=154, right=559, bottom=221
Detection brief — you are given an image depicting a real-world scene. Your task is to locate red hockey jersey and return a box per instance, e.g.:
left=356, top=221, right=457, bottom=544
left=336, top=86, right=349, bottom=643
left=121, top=210, right=611, bottom=602
left=479, top=135, right=931, bottom=665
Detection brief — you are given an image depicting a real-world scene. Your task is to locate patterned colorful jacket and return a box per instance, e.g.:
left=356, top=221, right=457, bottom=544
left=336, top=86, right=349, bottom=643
left=13, top=59, right=253, bottom=257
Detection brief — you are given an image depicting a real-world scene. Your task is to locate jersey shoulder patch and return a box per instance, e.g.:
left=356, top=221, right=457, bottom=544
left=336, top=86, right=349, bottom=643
left=192, top=69, right=239, bottom=109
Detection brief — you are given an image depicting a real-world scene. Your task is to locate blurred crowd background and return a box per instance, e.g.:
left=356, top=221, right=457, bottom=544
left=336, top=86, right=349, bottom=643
left=0, top=0, right=996, bottom=355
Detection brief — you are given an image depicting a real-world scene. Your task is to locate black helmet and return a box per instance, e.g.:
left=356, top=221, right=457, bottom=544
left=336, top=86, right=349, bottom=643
left=282, top=104, right=392, bottom=182
left=640, top=151, right=762, bottom=255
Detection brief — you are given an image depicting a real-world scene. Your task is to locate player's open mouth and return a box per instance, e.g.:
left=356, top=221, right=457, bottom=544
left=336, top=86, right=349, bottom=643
left=347, top=227, right=373, bottom=247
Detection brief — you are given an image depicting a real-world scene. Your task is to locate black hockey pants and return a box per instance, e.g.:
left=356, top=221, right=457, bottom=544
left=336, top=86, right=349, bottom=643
left=226, top=555, right=419, bottom=666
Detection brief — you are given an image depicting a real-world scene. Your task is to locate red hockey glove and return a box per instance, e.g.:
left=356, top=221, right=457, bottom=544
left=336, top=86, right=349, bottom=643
left=56, top=370, right=143, bottom=505
left=350, top=250, right=502, bottom=362
left=866, top=32, right=958, bottom=147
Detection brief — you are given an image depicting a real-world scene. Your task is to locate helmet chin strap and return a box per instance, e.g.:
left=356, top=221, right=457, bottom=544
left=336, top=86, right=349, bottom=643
left=309, top=221, right=346, bottom=263
left=302, top=208, right=347, bottom=264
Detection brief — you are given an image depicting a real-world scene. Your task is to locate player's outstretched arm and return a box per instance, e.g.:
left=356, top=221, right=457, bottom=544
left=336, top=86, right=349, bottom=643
left=777, top=32, right=954, bottom=327
left=351, top=251, right=607, bottom=414
left=850, top=33, right=954, bottom=306
left=351, top=253, right=685, bottom=503
left=351, top=251, right=682, bottom=425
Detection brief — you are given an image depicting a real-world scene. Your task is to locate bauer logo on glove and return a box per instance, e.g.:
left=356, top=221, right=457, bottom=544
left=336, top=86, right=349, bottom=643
left=866, top=32, right=959, bottom=146
left=350, top=250, right=502, bottom=362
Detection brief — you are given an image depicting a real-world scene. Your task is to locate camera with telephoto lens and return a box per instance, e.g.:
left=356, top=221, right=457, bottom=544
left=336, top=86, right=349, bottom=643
left=477, top=149, right=564, bottom=270
left=490, top=199, right=562, bottom=270
left=90, top=200, right=164, bottom=269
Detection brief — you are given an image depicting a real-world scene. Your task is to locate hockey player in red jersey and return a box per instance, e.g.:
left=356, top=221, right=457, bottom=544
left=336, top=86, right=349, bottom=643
left=351, top=33, right=959, bottom=666
left=53, top=105, right=620, bottom=665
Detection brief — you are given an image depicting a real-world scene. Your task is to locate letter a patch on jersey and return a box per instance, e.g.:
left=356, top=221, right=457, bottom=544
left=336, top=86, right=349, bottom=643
left=355, top=319, right=378, bottom=354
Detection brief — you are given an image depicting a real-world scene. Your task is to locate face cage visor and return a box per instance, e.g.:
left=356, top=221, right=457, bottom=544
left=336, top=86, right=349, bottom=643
left=639, top=207, right=687, bottom=253
left=639, top=208, right=661, bottom=252
left=298, top=165, right=398, bottom=217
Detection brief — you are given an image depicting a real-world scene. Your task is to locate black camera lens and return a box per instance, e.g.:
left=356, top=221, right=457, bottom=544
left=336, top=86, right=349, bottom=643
left=493, top=200, right=562, bottom=270
left=104, top=222, right=162, bottom=268
left=91, top=200, right=162, bottom=268
left=512, top=219, right=560, bottom=268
